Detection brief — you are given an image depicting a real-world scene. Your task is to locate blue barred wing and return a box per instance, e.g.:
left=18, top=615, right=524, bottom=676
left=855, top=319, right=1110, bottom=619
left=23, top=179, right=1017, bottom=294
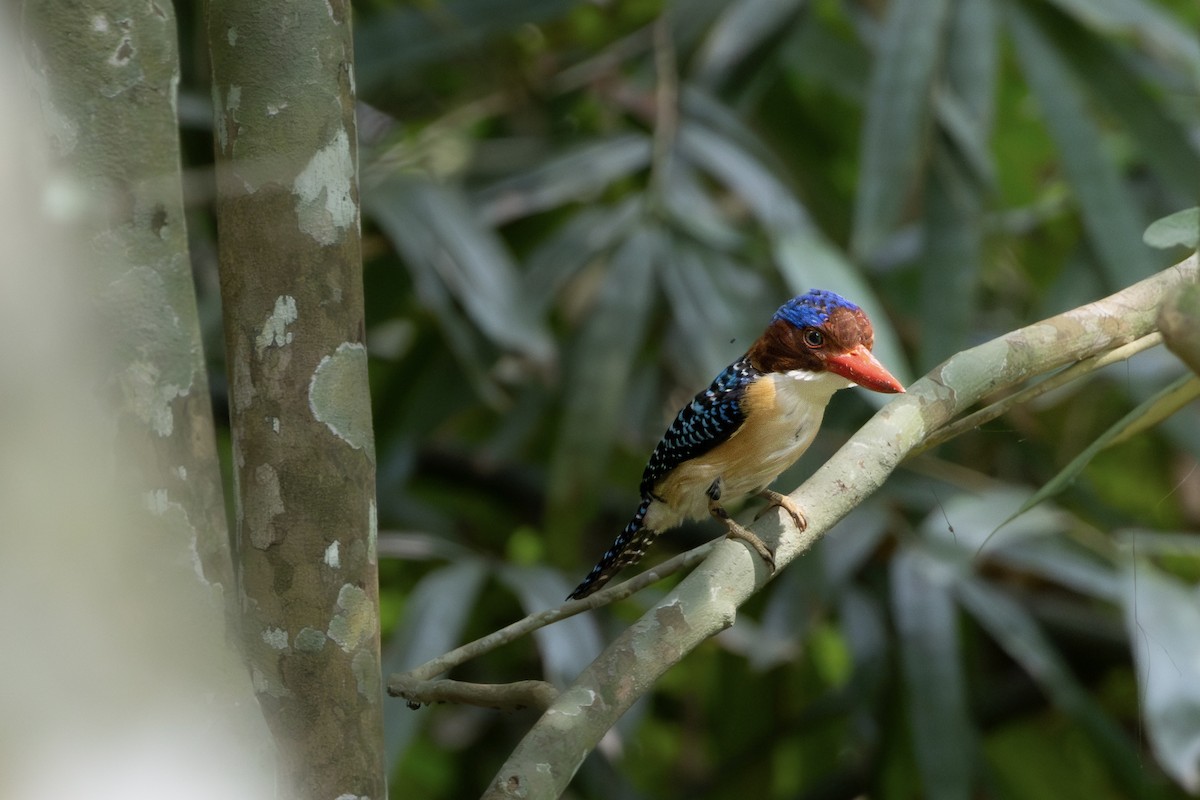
left=640, top=357, right=759, bottom=497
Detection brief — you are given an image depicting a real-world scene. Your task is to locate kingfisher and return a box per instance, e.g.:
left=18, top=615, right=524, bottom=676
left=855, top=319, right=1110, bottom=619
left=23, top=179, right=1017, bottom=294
left=567, top=289, right=905, bottom=600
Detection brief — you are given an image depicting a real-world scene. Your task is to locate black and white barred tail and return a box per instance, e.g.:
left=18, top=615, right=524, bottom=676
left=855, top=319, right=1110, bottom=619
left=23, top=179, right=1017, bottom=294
left=567, top=497, right=658, bottom=600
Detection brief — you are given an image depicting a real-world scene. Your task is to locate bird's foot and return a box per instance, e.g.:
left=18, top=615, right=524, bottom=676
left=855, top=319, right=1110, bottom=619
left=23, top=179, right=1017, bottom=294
left=755, top=489, right=807, bottom=532
left=723, top=519, right=777, bottom=572
left=708, top=497, right=776, bottom=572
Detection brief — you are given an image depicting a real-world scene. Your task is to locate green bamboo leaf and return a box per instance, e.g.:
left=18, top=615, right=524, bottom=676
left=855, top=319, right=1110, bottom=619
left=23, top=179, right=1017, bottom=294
left=1117, top=529, right=1200, bottom=558
left=957, top=576, right=1149, bottom=790
left=719, top=560, right=814, bottom=669
left=932, top=90, right=995, bottom=190
left=364, top=177, right=554, bottom=366
left=945, top=0, right=999, bottom=129
left=676, top=119, right=806, bottom=231
left=930, top=0, right=999, bottom=191
left=472, top=134, right=652, bottom=226
left=693, top=0, right=807, bottom=86
left=892, top=548, right=973, bottom=800
left=839, top=588, right=890, bottom=695
left=681, top=87, right=794, bottom=179
left=1109, top=376, right=1200, bottom=446
left=495, top=564, right=603, bottom=687
left=916, top=16, right=1000, bottom=354
left=379, top=233, right=505, bottom=406
left=822, top=506, right=891, bottom=587
left=997, top=374, right=1200, bottom=531
left=778, top=9, right=869, bottom=103
left=1122, top=560, right=1200, bottom=792
left=992, top=537, right=1120, bottom=602
left=546, top=226, right=661, bottom=546
left=851, top=0, right=953, bottom=260
left=1006, top=2, right=1157, bottom=287
left=917, top=486, right=1120, bottom=598
left=919, top=487, right=1066, bottom=553
left=1144, top=208, right=1200, bottom=250
left=1043, top=0, right=1200, bottom=79
left=381, top=559, right=489, bottom=769
left=919, top=147, right=984, bottom=368
left=658, top=241, right=766, bottom=379
left=1061, top=37, right=1200, bottom=200
left=661, top=159, right=745, bottom=252
left=676, top=120, right=911, bottom=388
left=744, top=550, right=828, bottom=670
left=521, top=198, right=641, bottom=314
left=354, top=0, right=582, bottom=97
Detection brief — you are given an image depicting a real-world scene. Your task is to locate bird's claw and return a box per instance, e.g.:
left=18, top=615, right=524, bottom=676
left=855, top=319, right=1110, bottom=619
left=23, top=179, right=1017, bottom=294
left=710, top=497, right=777, bottom=572
left=722, top=520, right=777, bottom=573
left=755, top=489, right=807, bottom=532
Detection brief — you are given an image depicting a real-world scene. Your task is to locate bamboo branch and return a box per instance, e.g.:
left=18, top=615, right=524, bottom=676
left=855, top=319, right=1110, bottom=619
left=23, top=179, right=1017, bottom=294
left=480, top=256, right=1199, bottom=799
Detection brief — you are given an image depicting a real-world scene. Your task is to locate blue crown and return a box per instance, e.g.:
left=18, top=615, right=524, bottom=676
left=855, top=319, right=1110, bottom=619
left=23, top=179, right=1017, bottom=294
left=772, top=289, right=860, bottom=329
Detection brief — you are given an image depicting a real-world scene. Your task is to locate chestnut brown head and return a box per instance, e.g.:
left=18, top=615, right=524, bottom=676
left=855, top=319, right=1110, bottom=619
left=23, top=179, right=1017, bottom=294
left=747, top=290, right=904, bottom=393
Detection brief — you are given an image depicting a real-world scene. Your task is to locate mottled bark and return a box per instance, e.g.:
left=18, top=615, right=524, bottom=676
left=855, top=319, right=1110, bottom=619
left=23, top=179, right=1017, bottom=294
left=23, top=0, right=234, bottom=612
left=207, top=2, right=384, bottom=797
left=1159, top=283, right=1200, bottom=376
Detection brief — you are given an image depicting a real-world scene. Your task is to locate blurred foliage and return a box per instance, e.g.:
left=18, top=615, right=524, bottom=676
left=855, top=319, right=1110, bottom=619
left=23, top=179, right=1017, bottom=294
left=173, top=0, right=1200, bottom=797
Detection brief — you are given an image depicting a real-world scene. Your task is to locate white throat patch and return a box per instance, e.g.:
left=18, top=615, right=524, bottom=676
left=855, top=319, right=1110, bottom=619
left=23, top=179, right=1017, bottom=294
left=783, top=368, right=854, bottom=391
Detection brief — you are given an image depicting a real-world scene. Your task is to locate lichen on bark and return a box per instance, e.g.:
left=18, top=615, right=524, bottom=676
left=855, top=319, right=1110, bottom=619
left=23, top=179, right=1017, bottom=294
left=208, top=1, right=384, bottom=797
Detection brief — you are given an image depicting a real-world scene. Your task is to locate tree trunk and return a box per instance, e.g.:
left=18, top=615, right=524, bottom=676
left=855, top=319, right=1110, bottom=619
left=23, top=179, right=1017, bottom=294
left=23, top=0, right=234, bottom=615
left=207, top=2, right=385, bottom=797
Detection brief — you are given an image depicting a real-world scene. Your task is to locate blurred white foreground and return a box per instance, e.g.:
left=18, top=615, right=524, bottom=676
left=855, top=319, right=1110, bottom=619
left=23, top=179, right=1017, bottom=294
left=0, top=22, right=274, bottom=800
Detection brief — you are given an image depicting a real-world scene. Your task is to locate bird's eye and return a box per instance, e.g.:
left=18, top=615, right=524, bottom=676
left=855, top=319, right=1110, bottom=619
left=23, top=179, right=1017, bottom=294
left=802, top=329, right=824, bottom=348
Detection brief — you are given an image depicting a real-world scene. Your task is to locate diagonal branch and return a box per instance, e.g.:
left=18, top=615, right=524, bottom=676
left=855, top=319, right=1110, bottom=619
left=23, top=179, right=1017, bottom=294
left=480, top=255, right=1198, bottom=799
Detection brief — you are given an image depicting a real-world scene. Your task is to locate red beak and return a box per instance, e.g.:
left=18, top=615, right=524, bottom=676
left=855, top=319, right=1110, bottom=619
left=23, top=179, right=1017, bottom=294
left=825, top=344, right=905, bottom=393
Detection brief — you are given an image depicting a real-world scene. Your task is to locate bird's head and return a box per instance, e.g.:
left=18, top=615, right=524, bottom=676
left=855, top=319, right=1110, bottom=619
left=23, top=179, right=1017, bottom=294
left=747, top=289, right=905, bottom=394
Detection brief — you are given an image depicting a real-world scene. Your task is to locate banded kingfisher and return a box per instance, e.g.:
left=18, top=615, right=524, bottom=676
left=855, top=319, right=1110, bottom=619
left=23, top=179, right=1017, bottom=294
left=567, top=289, right=904, bottom=600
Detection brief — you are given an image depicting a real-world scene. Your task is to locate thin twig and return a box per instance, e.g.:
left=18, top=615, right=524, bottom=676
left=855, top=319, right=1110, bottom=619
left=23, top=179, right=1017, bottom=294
left=912, top=331, right=1163, bottom=456
left=392, top=540, right=718, bottom=685
left=390, top=678, right=559, bottom=713
left=551, top=25, right=655, bottom=94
